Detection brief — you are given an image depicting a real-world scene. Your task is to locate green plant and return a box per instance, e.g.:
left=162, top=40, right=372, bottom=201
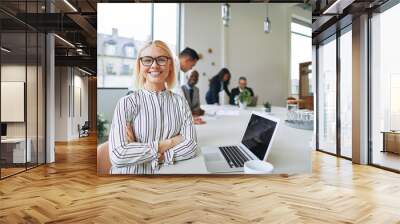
left=97, top=113, right=108, bottom=142
left=238, top=89, right=252, bottom=105
left=263, top=101, right=271, bottom=109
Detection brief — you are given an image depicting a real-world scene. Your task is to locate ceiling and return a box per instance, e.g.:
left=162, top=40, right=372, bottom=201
left=2, top=0, right=392, bottom=74
left=0, top=0, right=98, bottom=74
left=311, top=0, right=390, bottom=43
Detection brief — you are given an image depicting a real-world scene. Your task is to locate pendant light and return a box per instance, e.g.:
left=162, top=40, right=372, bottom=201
left=264, top=4, right=271, bottom=33
left=222, top=3, right=231, bottom=27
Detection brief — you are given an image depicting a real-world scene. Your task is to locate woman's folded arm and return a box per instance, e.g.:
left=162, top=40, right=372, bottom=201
left=108, top=96, right=159, bottom=168
left=163, top=97, right=198, bottom=164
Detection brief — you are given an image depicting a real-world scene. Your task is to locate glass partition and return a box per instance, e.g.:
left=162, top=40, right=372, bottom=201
left=370, top=3, right=400, bottom=171
left=0, top=1, right=46, bottom=179
left=317, top=35, right=337, bottom=155
left=339, top=27, right=352, bottom=158
left=1, top=31, right=28, bottom=177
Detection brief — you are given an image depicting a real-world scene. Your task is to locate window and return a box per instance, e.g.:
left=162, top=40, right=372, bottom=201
left=291, top=19, right=312, bottom=97
left=370, top=3, right=400, bottom=171
left=316, top=24, right=353, bottom=160
left=97, top=3, right=180, bottom=89
left=317, top=36, right=337, bottom=155
left=123, top=44, right=136, bottom=58
left=339, top=27, right=352, bottom=158
left=104, top=41, right=117, bottom=56
left=106, top=64, right=116, bottom=75
left=121, top=64, right=132, bottom=76
left=154, top=4, right=179, bottom=55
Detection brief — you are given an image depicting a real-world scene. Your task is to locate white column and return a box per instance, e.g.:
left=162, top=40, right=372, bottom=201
left=352, top=14, right=369, bottom=164
left=46, top=33, right=55, bottom=163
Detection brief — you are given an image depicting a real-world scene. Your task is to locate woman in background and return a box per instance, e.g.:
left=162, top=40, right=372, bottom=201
left=205, top=68, right=231, bottom=104
left=108, top=40, right=197, bottom=174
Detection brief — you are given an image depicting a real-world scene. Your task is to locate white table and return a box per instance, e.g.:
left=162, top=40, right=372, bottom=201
left=1, top=138, right=32, bottom=163
left=159, top=105, right=313, bottom=174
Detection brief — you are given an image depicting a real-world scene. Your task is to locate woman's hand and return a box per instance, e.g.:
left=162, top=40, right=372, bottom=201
left=157, top=152, right=165, bottom=162
left=126, top=122, right=136, bottom=143
left=158, top=135, right=184, bottom=154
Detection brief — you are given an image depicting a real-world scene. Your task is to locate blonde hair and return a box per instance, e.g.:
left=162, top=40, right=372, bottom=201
left=135, top=40, right=176, bottom=90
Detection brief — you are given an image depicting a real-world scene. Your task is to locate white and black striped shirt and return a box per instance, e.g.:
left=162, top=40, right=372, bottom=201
left=109, top=88, right=198, bottom=174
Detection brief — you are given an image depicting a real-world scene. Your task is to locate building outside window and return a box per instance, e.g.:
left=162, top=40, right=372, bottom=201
left=97, top=3, right=179, bottom=89
left=97, top=3, right=180, bottom=143
left=120, top=64, right=132, bottom=76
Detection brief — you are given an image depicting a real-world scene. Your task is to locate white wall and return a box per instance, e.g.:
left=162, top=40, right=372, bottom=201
left=55, top=67, right=68, bottom=141
left=182, top=3, right=311, bottom=106
left=54, top=67, right=89, bottom=141
left=182, top=3, right=223, bottom=104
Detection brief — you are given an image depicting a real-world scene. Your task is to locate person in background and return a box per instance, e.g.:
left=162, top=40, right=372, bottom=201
left=177, top=47, right=200, bottom=84
left=229, top=76, right=254, bottom=105
left=181, top=70, right=205, bottom=116
left=108, top=40, right=197, bottom=174
left=205, top=68, right=231, bottom=105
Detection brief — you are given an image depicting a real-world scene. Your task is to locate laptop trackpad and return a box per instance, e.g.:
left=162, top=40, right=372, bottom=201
left=204, top=153, right=222, bottom=162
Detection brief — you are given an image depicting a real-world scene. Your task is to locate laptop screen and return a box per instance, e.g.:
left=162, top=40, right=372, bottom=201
left=241, top=114, right=277, bottom=160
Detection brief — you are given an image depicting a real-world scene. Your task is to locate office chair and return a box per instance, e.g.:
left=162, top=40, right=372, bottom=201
left=79, top=121, right=90, bottom=138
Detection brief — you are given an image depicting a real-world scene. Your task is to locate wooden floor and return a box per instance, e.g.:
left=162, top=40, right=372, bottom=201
left=373, top=150, right=400, bottom=171
left=1, top=167, right=26, bottom=178
left=1, top=135, right=400, bottom=223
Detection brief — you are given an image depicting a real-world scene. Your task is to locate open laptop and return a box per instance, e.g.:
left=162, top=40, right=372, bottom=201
left=202, top=112, right=280, bottom=173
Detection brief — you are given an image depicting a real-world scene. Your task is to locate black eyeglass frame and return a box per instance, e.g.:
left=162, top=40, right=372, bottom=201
left=139, top=56, right=171, bottom=66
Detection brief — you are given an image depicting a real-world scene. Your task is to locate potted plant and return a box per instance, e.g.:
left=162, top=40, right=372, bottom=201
left=238, top=89, right=252, bottom=109
left=263, top=101, right=271, bottom=113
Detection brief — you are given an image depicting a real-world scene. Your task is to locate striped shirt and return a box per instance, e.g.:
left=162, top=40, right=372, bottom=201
left=109, top=88, right=198, bottom=174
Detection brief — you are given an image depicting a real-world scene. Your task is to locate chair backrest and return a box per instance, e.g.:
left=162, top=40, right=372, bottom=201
left=97, top=142, right=111, bottom=175
left=82, top=121, right=90, bottom=129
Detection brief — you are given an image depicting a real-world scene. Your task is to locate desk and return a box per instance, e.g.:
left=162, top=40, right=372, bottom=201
left=382, top=131, right=400, bottom=154
left=1, top=138, right=32, bottom=164
left=159, top=105, right=313, bottom=174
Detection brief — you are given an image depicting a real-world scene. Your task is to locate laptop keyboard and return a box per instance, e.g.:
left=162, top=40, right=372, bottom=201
left=218, top=146, right=250, bottom=168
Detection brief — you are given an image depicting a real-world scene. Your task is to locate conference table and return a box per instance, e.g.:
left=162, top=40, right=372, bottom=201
left=159, top=105, right=313, bottom=174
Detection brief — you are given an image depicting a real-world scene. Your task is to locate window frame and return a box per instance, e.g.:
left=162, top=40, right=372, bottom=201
left=290, top=18, right=312, bottom=97
left=315, top=23, right=353, bottom=161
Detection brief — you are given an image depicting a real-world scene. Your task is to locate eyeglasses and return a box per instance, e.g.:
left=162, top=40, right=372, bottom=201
left=139, top=56, right=170, bottom=67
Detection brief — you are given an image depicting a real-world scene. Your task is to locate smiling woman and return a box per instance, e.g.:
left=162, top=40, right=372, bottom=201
left=107, top=40, right=198, bottom=174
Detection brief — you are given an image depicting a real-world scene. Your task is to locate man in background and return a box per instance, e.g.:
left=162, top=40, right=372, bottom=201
left=181, top=70, right=205, bottom=116
left=229, top=77, right=254, bottom=105
left=177, top=47, right=200, bottom=85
